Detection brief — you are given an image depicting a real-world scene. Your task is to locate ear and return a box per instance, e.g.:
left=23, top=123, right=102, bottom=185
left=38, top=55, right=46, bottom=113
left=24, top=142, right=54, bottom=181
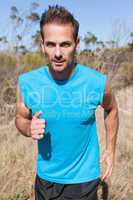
left=76, top=37, right=80, bottom=50
left=40, top=38, right=45, bottom=53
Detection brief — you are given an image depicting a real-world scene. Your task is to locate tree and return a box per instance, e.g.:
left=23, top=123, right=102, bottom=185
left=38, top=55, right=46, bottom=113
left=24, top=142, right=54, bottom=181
left=128, top=32, right=133, bottom=50
left=105, top=40, right=117, bottom=49
left=110, top=19, right=131, bottom=48
left=83, top=32, right=98, bottom=50
left=32, top=30, right=41, bottom=50
left=96, top=40, right=105, bottom=49
left=1, top=2, right=41, bottom=53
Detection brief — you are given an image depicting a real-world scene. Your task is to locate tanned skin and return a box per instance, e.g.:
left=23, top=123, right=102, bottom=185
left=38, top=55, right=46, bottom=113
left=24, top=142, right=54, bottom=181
left=101, top=80, right=119, bottom=180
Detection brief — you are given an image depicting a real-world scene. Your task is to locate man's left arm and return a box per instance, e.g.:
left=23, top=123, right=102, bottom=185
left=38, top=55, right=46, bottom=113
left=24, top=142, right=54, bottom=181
left=101, top=80, right=119, bottom=181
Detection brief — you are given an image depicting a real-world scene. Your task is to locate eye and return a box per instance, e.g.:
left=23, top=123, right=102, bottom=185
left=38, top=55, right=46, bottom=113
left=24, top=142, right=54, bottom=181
left=60, top=42, right=71, bottom=48
left=45, top=42, right=55, bottom=48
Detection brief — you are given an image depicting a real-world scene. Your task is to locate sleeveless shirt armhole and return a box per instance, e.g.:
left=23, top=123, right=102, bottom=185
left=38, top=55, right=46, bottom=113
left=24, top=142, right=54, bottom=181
left=99, top=75, right=108, bottom=106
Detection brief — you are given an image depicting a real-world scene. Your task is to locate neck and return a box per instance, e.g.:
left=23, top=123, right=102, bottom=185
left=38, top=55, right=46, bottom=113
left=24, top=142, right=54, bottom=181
left=48, top=62, right=76, bottom=81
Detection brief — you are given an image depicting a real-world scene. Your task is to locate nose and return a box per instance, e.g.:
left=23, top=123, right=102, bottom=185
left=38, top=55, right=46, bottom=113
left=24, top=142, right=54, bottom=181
left=54, top=45, right=62, bottom=59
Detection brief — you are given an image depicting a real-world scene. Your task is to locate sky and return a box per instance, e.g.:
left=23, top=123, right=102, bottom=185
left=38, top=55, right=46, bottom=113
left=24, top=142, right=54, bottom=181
left=0, top=0, right=133, bottom=49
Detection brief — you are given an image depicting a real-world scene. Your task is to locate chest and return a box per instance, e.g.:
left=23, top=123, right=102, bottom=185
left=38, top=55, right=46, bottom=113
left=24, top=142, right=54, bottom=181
left=26, top=81, right=99, bottom=123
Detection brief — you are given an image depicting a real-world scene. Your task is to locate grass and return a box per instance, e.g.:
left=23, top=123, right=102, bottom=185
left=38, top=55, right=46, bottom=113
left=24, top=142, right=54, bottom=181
left=0, top=121, right=36, bottom=200
left=0, top=89, right=133, bottom=199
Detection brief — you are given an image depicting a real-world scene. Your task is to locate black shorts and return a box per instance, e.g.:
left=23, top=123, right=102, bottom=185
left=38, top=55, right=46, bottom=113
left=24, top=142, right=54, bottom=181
left=35, top=175, right=101, bottom=200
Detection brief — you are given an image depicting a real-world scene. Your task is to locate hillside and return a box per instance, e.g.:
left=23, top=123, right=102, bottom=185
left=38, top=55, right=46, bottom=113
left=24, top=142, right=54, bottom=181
left=0, top=49, right=133, bottom=199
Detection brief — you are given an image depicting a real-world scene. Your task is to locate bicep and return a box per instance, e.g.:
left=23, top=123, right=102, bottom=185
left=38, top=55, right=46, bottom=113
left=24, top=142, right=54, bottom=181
left=16, top=83, right=32, bottom=119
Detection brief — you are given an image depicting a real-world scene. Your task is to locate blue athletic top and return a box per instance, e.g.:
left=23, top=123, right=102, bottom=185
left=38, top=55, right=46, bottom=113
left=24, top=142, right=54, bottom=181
left=18, top=64, right=107, bottom=184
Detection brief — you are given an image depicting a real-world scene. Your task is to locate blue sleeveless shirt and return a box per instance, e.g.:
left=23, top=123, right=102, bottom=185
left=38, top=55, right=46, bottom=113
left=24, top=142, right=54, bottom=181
left=18, top=64, right=107, bottom=184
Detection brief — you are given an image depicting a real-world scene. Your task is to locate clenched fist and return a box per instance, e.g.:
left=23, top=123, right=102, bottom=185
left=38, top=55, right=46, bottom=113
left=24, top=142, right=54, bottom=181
left=30, top=111, right=45, bottom=140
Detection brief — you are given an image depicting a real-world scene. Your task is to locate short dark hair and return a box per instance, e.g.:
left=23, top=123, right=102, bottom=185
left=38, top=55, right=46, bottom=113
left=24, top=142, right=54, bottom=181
left=40, top=5, right=79, bottom=41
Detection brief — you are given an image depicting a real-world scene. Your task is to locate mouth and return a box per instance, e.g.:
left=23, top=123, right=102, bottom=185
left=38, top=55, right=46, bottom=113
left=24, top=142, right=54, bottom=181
left=53, top=61, right=65, bottom=66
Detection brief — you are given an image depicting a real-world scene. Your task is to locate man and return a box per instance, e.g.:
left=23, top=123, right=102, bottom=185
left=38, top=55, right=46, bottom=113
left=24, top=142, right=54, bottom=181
left=15, top=5, right=119, bottom=200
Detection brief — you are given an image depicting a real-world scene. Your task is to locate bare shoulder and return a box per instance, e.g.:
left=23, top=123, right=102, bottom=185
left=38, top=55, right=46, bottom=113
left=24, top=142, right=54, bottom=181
left=16, top=83, right=32, bottom=119
left=101, top=80, right=117, bottom=110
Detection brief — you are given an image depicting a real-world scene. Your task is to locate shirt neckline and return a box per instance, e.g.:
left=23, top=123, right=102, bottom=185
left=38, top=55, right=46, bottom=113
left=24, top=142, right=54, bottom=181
left=44, top=63, right=79, bottom=85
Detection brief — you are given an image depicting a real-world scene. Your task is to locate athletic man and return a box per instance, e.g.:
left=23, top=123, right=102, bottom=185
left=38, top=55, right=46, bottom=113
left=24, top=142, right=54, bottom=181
left=15, top=5, right=119, bottom=200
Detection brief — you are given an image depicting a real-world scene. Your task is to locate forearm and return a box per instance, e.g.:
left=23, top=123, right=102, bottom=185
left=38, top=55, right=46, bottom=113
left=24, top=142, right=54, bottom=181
left=15, top=115, right=31, bottom=137
left=104, top=108, right=119, bottom=156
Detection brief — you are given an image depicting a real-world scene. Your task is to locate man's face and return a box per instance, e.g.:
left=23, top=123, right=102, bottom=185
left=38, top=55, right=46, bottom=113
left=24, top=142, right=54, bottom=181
left=41, top=23, right=79, bottom=72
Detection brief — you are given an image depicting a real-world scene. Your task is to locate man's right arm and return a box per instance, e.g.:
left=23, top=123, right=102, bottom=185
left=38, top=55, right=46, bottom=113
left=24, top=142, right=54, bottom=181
left=15, top=83, right=45, bottom=139
left=15, top=83, right=32, bottom=137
